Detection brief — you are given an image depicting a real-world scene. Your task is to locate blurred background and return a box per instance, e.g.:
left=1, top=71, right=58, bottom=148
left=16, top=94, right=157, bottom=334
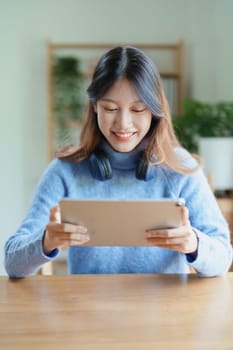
left=1, top=0, right=232, bottom=275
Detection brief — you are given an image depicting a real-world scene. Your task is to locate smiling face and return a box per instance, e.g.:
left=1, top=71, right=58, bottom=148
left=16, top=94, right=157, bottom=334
left=95, top=79, right=152, bottom=152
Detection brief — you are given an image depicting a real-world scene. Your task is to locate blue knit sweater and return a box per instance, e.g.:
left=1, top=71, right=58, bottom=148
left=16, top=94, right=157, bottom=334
left=4, top=141, right=233, bottom=277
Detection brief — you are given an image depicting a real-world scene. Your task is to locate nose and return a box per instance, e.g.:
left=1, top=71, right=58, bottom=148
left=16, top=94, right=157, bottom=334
left=114, top=109, right=132, bottom=129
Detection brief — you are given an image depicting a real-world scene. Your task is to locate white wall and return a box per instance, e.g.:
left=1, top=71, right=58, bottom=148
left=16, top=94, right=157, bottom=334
left=1, top=0, right=232, bottom=275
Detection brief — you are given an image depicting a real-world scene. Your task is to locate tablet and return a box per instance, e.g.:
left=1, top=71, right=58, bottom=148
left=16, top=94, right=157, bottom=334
left=59, top=198, right=185, bottom=246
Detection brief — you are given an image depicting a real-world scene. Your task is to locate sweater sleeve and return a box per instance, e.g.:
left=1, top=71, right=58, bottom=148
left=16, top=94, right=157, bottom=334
left=179, top=168, right=233, bottom=277
left=4, top=159, right=69, bottom=277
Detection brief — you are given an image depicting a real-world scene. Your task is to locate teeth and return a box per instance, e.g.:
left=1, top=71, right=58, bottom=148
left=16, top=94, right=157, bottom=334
left=114, top=132, right=134, bottom=138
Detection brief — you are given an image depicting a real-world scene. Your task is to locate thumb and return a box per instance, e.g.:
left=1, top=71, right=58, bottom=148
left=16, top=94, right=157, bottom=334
left=49, top=205, right=61, bottom=223
left=181, top=206, right=190, bottom=226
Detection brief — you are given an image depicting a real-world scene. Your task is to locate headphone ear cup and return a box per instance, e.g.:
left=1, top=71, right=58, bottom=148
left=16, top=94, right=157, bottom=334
left=89, top=149, right=153, bottom=181
left=89, top=150, right=112, bottom=181
left=136, top=153, right=154, bottom=181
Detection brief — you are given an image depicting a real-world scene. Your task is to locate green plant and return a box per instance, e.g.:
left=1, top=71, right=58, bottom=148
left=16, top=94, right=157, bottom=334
left=53, top=56, right=85, bottom=127
left=173, top=99, right=233, bottom=153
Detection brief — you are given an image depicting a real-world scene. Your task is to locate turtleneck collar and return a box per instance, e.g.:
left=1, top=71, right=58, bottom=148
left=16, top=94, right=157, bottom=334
left=99, top=138, right=148, bottom=170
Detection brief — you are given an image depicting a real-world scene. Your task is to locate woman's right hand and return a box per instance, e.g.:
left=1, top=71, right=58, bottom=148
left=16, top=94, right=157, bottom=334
left=43, top=205, right=90, bottom=255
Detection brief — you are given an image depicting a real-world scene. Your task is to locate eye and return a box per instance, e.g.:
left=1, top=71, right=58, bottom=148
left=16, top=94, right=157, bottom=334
left=104, top=107, right=117, bottom=112
left=131, top=104, right=147, bottom=113
left=132, top=108, right=146, bottom=113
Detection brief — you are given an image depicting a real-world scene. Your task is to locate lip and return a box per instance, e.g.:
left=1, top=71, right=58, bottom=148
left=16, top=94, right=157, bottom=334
left=112, top=131, right=137, bottom=141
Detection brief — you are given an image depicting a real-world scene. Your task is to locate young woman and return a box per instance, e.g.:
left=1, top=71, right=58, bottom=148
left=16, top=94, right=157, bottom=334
left=4, top=46, right=232, bottom=277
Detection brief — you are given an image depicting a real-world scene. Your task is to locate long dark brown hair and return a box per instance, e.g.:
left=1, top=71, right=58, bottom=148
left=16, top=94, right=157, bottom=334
left=58, top=46, right=200, bottom=174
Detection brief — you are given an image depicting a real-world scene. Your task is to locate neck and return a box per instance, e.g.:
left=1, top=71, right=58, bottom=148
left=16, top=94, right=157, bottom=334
left=99, top=139, right=148, bottom=170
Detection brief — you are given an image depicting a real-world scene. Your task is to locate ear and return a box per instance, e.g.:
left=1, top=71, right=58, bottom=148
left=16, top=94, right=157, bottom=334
left=93, top=103, right=97, bottom=113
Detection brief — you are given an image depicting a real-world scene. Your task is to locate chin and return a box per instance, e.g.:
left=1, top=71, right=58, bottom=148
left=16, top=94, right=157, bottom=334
left=106, top=134, right=143, bottom=153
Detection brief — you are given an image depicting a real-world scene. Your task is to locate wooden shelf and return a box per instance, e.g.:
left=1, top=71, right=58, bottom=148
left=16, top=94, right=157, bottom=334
left=160, top=72, right=181, bottom=78
left=49, top=42, right=182, bottom=50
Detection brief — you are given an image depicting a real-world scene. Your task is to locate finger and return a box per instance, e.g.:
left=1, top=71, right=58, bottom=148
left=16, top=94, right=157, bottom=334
left=146, top=236, right=186, bottom=245
left=49, top=206, right=61, bottom=223
left=60, top=233, right=90, bottom=243
left=146, top=228, right=186, bottom=239
left=181, top=206, right=189, bottom=226
left=146, top=237, right=185, bottom=251
left=149, top=242, right=183, bottom=252
left=48, top=222, right=88, bottom=234
left=58, top=234, right=90, bottom=248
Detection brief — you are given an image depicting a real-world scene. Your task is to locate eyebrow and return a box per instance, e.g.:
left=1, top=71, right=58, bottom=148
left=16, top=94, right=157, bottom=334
left=100, top=98, right=143, bottom=104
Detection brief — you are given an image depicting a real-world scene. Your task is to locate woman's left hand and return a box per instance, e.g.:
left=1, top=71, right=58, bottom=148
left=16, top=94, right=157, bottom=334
left=146, top=206, right=198, bottom=254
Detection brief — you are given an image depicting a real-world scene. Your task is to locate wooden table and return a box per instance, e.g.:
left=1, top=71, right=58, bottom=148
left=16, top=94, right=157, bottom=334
left=1, top=274, right=233, bottom=350
left=217, top=197, right=233, bottom=271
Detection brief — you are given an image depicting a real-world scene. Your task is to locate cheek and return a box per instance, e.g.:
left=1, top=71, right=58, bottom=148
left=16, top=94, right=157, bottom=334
left=97, top=115, right=110, bottom=133
left=139, top=114, right=152, bottom=132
